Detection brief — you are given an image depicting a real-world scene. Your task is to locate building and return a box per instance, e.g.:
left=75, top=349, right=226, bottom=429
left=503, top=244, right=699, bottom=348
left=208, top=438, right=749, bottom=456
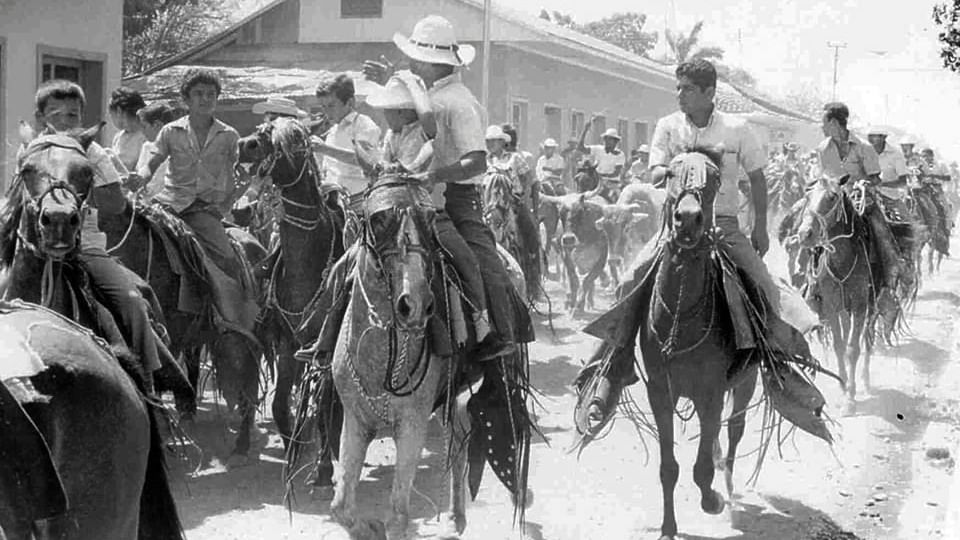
left=127, top=0, right=680, bottom=154
left=713, top=80, right=822, bottom=152
left=0, top=0, right=124, bottom=188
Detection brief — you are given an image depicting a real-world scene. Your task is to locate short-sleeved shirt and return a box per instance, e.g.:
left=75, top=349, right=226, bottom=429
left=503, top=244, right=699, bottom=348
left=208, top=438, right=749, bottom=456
left=876, top=143, right=908, bottom=198
left=920, top=160, right=950, bottom=184
left=321, top=110, right=381, bottom=195
left=135, top=141, right=167, bottom=202
left=587, top=145, right=626, bottom=176
left=536, top=154, right=565, bottom=181
left=816, top=135, right=880, bottom=185
left=488, top=151, right=530, bottom=195
left=81, top=142, right=123, bottom=253
left=381, top=122, right=433, bottom=173
left=112, top=129, right=147, bottom=173
left=428, top=72, right=487, bottom=185
left=151, top=116, right=240, bottom=213
left=649, top=109, right=766, bottom=217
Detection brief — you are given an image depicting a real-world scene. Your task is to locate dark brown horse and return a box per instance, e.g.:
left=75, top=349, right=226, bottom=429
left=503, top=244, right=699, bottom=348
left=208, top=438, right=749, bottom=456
left=0, top=129, right=182, bottom=539
left=795, top=176, right=876, bottom=413
left=236, top=117, right=344, bottom=476
left=637, top=150, right=759, bottom=540
left=100, top=175, right=266, bottom=463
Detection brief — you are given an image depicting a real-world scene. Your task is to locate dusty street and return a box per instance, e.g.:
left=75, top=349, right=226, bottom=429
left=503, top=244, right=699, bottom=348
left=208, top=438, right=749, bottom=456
left=168, top=239, right=960, bottom=540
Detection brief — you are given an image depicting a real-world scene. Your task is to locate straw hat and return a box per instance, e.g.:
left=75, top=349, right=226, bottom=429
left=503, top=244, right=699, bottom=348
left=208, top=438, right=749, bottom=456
left=636, top=144, right=650, bottom=154
left=393, top=15, right=476, bottom=67
left=366, top=77, right=416, bottom=109
left=601, top=128, right=621, bottom=141
left=485, top=125, right=510, bottom=142
left=543, top=138, right=558, bottom=147
left=251, top=97, right=305, bottom=118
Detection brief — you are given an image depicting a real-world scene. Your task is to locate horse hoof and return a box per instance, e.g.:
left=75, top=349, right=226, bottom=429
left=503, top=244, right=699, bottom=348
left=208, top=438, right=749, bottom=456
left=701, top=489, right=725, bottom=515
left=435, top=512, right=466, bottom=538
left=225, top=452, right=251, bottom=469
left=309, top=484, right=335, bottom=501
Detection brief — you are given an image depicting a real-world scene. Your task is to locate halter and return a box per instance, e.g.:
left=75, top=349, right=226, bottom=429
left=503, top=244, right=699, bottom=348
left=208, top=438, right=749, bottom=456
left=250, top=122, right=324, bottom=230
left=799, top=183, right=855, bottom=253
left=664, top=152, right=721, bottom=250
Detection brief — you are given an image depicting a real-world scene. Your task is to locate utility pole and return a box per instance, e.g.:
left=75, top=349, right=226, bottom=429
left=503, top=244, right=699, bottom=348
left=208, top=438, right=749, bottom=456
left=827, top=41, right=847, bottom=100
left=481, top=0, right=491, bottom=110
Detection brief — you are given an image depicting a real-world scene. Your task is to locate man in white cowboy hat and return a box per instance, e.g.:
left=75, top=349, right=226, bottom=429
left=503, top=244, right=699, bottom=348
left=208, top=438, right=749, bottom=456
left=310, top=72, right=381, bottom=200
left=251, top=96, right=306, bottom=122
left=576, top=120, right=626, bottom=196
left=866, top=125, right=909, bottom=200
left=362, top=14, right=532, bottom=355
left=628, top=144, right=651, bottom=182
left=536, top=138, right=565, bottom=184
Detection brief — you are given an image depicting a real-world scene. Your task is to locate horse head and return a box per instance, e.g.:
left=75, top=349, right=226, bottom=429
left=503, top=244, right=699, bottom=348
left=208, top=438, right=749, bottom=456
left=238, top=117, right=315, bottom=188
left=6, top=125, right=102, bottom=261
left=573, top=161, right=599, bottom=193
left=796, top=174, right=852, bottom=249
left=361, top=178, right=436, bottom=330
left=665, top=147, right=723, bottom=250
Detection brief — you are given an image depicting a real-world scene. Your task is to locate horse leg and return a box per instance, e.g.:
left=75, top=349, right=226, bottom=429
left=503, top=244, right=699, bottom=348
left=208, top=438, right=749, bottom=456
left=272, top=337, right=302, bottom=449
left=693, top=391, right=725, bottom=515
left=439, top=398, right=470, bottom=539
left=312, top=374, right=343, bottom=491
left=850, top=309, right=868, bottom=398
left=387, top=415, right=431, bottom=540
left=647, top=378, right=680, bottom=540
left=724, top=366, right=759, bottom=499
left=564, top=254, right=579, bottom=312
left=331, top=411, right=379, bottom=538
left=217, top=332, right=260, bottom=464
left=828, top=316, right=848, bottom=392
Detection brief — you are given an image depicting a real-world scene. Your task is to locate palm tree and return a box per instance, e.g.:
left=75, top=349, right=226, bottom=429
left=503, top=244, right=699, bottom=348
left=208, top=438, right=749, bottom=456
left=665, top=20, right=724, bottom=64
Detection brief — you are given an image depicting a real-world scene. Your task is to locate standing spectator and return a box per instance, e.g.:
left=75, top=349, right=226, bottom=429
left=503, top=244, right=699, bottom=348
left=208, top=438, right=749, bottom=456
left=627, top=144, right=650, bottom=182
left=108, top=87, right=147, bottom=173
left=536, top=138, right=564, bottom=185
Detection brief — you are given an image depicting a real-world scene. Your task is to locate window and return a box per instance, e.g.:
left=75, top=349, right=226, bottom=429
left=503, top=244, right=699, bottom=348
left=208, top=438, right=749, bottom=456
left=634, top=122, right=649, bottom=147
left=509, top=99, right=528, bottom=150
left=341, top=0, right=383, bottom=19
left=618, top=119, right=630, bottom=151
left=570, top=110, right=585, bottom=139
left=591, top=115, right=606, bottom=144
left=544, top=105, right=562, bottom=143
left=37, top=46, right=106, bottom=133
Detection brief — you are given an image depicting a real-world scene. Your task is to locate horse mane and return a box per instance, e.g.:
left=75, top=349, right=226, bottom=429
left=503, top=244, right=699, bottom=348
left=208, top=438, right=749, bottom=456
left=683, top=145, right=724, bottom=170
left=270, top=117, right=311, bottom=161
left=0, top=175, right=25, bottom=269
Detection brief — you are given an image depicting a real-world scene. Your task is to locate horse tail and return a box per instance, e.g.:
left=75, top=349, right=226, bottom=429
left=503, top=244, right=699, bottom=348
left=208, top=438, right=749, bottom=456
left=138, top=401, right=185, bottom=540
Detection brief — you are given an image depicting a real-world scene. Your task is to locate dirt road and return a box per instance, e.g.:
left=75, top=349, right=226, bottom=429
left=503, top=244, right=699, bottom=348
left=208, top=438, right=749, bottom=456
left=169, top=240, right=960, bottom=539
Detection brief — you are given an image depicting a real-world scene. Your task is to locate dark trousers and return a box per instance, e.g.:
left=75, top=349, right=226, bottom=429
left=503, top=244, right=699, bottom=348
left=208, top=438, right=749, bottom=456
left=80, top=251, right=162, bottom=372
left=445, top=183, right=519, bottom=340
left=863, top=202, right=902, bottom=289
left=178, top=202, right=242, bottom=277
left=434, top=212, right=487, bottom=315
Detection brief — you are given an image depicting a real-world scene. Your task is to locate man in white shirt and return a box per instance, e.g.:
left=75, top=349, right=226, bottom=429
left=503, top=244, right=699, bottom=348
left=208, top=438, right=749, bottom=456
left=867, top=126, right=908, bottom=200
left=311, top=72, right=381, bottom=206
left=577, top=124, right=626, bottom=199
left=536, top=138, right=565, bottom=186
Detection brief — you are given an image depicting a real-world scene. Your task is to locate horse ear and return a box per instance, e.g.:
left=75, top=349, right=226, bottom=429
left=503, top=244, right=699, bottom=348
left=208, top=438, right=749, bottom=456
left=75, top=122, right=106, bottom=150
left=837, top=174, right=851, bottom=186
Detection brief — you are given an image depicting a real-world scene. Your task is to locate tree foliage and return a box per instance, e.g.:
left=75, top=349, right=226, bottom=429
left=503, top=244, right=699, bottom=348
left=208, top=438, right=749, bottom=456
left=123, top=0, right=258, bottom=76
left=933, top=1, right=960, bottom=72
left=665, top=21, right=724, bottom=64
left=538, top=11, right=657, bottom=57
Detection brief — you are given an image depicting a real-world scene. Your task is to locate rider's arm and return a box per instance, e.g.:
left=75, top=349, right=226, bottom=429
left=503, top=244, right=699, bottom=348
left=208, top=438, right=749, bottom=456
left=861, top=144, right=882, bottom=186
left=576, top=119, right=593, bottom=154
left=431, top=151, right=486, bottom=184
left=86, top=143, right=126, bottom=215
left=395, top=73, right=436, bottom=139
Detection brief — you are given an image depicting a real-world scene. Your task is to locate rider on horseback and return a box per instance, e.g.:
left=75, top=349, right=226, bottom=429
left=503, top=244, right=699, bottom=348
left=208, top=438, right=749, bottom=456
left=817, top=103, right=903, bottom=294
left=575, top=59, right=791, bottom=430
left=32, top=80, right=168, bottom=392
left=134, top=68, right=260, bottom=340
left=868, top=125, right=911, bottom=216
left=577, top=123, right=626, bottom=201
left=919, top=147, right=952, bottom=245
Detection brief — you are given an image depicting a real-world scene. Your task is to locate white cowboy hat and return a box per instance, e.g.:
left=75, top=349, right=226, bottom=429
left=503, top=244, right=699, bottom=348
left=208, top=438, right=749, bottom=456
left=601, top=128, right=621, bottom=140
left=636, top=144, right=650, bottom=154
left=866, top=125, right=889, bottom=136
left=393, top=15, right=476, bottom=67
left=485, top=125, right=510, bottom=142
left=543, top=138, right=558, bottom=147
left=366, top=77, right=416, bottom=109
left=251, top=97, right=305, bottom=118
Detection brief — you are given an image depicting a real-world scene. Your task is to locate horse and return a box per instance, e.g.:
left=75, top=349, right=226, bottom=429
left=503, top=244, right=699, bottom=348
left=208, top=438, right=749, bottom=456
left=483, top=166, right=540, bottom=301
left=794, top=176, right=876, bottom=412
left=573, top=161, right=601, bottom=195
left=536, top=179, right=563, bottom=277
left=236, top=117, right=344, bottom=479
left=636, top=150, right=760, bottom=540
left=0, top=129, right=183, bottom=539
left=324, top=176, right=533, bottom=540
left=99, top=164, right=266, bottom=464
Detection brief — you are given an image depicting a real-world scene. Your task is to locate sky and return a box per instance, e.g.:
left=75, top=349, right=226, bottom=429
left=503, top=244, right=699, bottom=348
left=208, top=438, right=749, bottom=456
left=514, top=0, right=960, bottom=161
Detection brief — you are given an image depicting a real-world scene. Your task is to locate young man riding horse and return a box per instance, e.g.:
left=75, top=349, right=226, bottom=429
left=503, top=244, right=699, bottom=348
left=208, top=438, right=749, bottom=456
left=576, top=59, right=797, bottom=432
left=363, top=14, right=533, bottom=355
left=577, top=122, right=626, bottom=201
left=30, top=80, right=167, bottom=392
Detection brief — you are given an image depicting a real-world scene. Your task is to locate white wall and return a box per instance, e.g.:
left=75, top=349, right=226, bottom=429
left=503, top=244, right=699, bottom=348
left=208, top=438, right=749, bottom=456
left=298, top=0, right=540, bottom=44
left=0, top=0, right=123, bottom=188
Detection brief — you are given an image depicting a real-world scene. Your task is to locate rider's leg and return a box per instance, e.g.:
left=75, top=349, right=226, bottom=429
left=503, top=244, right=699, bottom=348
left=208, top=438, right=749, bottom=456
left=80, top=251, right=162, bottom=391
left=445, top=184, right=531, bottom=348
left=514, top=200, right=541, bottom=295
left=294, top=244, right=359, bottom=363
left=863, top=203, right=901, bottom=291
left=716, top=216, right=781, bottom=314
left=433, top=212, right=513, bottom=361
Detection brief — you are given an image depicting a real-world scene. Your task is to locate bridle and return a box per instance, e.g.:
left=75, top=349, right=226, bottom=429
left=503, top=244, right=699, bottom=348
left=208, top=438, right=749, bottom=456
left=250, top=123, right=324, bottom=231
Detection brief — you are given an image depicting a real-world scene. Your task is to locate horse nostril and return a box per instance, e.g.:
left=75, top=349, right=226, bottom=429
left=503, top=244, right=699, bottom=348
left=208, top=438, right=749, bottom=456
left=424, top=297, right=435, bottom=317
left=694, top=212, right=703, bottom=225
left=673, top=210, right=682, bottom=222
left=69, top=212, right=80, bottom=227
left=396, top=293, right=413, bottom=319
left=40, top=211, right=51, bottom=227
